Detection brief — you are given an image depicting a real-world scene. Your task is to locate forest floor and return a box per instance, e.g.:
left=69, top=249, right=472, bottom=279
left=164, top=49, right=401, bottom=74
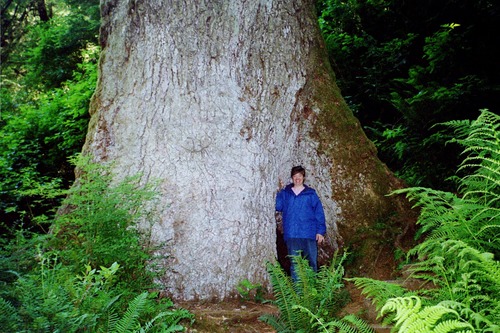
left=176, top=280, right=391, bottom=333
left=176, top=249, right=399, bottom=332
left=177, top=298, right=279, bottom=333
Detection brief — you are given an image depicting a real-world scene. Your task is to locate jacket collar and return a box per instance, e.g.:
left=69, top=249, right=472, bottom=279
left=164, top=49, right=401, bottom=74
left=285, top=183, right=311, bottom=193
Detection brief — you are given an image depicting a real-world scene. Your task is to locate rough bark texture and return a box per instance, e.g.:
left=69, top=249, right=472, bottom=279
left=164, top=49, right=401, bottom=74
left=83, top=0, right=414, bottom=300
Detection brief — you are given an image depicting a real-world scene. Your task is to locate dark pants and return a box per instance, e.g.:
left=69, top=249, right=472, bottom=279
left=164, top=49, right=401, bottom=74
left=286, top=238, right=318, bottom=281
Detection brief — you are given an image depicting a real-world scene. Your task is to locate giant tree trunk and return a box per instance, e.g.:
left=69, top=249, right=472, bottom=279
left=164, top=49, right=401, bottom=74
left=83, top=0, right=413, bottom=300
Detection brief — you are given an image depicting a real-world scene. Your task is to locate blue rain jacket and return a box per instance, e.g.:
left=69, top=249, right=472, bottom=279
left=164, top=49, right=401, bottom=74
left=275, top=184, right=326, bottom=241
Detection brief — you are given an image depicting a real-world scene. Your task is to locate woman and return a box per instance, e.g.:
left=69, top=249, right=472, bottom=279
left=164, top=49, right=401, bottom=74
left=275, top=165, right=326, bottom=280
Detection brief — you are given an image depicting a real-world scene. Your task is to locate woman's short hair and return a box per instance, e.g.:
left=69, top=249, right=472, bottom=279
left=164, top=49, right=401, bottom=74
left=291, top=165, right=306, bottom=178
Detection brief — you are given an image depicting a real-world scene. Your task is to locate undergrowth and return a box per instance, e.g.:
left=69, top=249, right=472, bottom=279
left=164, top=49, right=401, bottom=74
left=0, top=155, right=193, bottom=332
left=350, top=109, right=500, bottom=333
left=261, top=251, right=374, bottom=333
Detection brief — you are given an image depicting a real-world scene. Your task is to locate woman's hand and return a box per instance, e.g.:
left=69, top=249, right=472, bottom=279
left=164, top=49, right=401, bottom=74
left=316, top=234, right=325, bottom=244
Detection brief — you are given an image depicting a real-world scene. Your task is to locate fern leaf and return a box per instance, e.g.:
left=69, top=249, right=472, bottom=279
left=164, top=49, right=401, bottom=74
left=347, top=277, right=407, bottom=311
left=265, top=253, right=354, bottom=332
left=292, top=305, right=329, bottom=332
left=265, top=260, right=304, bottom=331
left=390, top=296, right=422, bottom=329
left=292, top=254, right=319, bottom=306
left=259, top=313, right=292, bottom=332
left=112, top=292, right=149, bottom=333
left=340, top=314, right=377, bottom=333
left=414, top=305, right=456, bottom=327
left=292, top=306, right=376, bottom=333
left=315, top=251, right=348, bottom=316
left=0, top=297, right=21, bottom=331
left=106, top=311, right=120, bottom=333
left=381, top=296, right=475, bottom=333
left=432, top=320, right=474, bottom=333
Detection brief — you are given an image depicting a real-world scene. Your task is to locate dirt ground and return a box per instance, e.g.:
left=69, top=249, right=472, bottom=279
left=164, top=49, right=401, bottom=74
left=175, top=282, right=389, bottom=333
left=177, top=298, right=279, bottom=333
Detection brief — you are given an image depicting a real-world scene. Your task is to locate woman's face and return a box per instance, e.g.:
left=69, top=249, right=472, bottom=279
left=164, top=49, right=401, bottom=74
left=292, top=173, right=304, bottom=186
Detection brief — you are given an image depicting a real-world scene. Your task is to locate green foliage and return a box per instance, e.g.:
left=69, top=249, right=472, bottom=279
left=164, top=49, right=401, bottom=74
left=4, top=0, right=100, bottom=88
left=380, top=296, right=474, bottom=333
left=106, top=292, right=191, bottom=333
left=292, top=307, right=376, bottom=333
left=48, top=155, right=161, bottom=294
left=260, top=252, right=356, bottom=332
left=0, top=156, right=193, bottom=332
left=8, top=255, right=119, bottom=332
left=1, top=0, right=52, bottom=64
left=1, top=256, right=192, bottom=332
left=236, top=279, right=267, bottom=303
left=346, top=278, right=408, bottom=312
left=0, top=44, right=98, bottom=233
left=0, top=296, right=20, bottom=332
left=1, top=0, right=100, bottom=235
left=404, top=240, right=500, bottom=331
left=317, top=0, right=500, bottom=190
left=397, top=110, right=500, bottom=255
left=353, top=110, right=500, bottom=332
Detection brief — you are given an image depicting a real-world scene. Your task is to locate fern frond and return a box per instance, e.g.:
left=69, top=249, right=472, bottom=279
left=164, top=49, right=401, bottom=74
left=414, top=305, right=455, bottom=328
left=439, top=300, right=500, bottom=331
left=106, top=311, right=120, bottom=333
left=438, top=119, right=471, bottom=139
left=0, top=297, right=21, bottom=332
left=139, top=312, right=167, bottom=332
left=461, top=172, right=500, bottom=192
left=315, top=251, right=349, bottom=316
left=380, top=110, right=500, bottom=332
left=461, top=142, right=499, bottom=156
left=264, top=252, right=352, bottom=332
left=445, top=240, right=500, bottom=291
left=292, top=305, right=330, bottom=332
left=259, top=313, right=292, bottom=332
left=111, top=292, right=149, bottom=333
left=293, top=254, right=320, bottom=302
left=383, top=296, right=423, bottom=329
left=347, top=277, right=407, bottom=311
left=390, top=186, right=463, bottom=241
left=432, top=320, right=474, bottom=333
left=340, top=314, right=377, bottom=333
left=292, top=306, right=376, bottom=333
left=326, top=319, right=370, bottom=333
left=461, top=155, right=500, bottom=170
left=265, top=260, right=304, bottom=331
left=139, top=311, right=185, bottom=333
left=381, top=296, right=474, bottom=333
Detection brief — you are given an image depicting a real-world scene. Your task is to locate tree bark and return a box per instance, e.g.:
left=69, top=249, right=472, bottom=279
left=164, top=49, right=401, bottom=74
left=83, top=0, right=414, bottom=300
left=35, top=0, right=50, bottom=22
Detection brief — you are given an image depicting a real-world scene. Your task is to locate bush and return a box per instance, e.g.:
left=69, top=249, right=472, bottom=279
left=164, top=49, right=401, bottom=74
left=0, top=155, right=193, bottom=332
left=48, top=155, right=161, bottom=294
